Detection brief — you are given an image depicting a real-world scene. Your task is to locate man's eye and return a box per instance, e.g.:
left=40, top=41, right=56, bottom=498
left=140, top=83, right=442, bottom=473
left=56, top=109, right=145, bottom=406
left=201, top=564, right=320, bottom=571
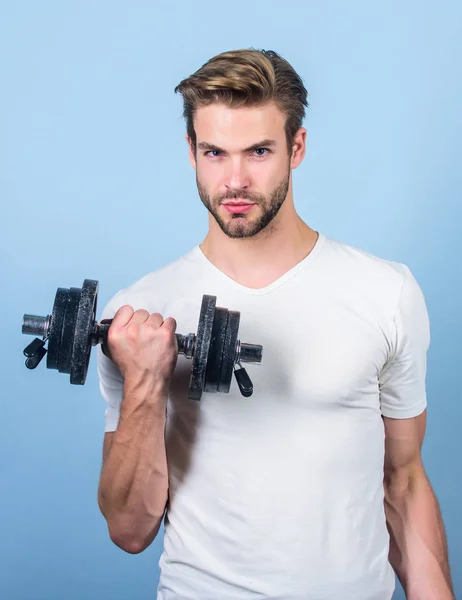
left=205, top=150, right=222, bottom=157
left=254, top=148, right=269, bottom=156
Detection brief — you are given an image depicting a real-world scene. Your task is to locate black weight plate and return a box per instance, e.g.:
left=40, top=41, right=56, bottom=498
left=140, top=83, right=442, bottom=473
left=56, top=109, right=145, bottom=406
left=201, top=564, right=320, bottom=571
left=218, top=310, right=240, bottom=394
left=188, top=295, right=216, bottom=401
left=47, top=287, right=70, bottom=371
left=70, top=279, right=98, bottom=385
left=204, top=306, right=229, bottom=393
left=57, top=287, right=81, bottom=375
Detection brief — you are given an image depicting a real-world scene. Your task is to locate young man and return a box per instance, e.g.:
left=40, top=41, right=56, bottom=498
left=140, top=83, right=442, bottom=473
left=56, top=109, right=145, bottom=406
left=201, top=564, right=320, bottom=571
left=96, top=49, right=454, bottom=599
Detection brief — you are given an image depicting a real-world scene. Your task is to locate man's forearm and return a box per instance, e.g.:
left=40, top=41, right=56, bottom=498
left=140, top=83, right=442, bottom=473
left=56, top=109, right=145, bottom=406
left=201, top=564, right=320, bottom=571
left=384, top=467, right=454, bottom=599
left=98, top=379, right=169, bottom=554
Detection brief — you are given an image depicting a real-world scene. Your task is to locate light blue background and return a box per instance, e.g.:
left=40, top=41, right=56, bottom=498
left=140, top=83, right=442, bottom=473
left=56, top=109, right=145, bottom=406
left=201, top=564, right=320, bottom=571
left=1, top=1, right=461, bottom=598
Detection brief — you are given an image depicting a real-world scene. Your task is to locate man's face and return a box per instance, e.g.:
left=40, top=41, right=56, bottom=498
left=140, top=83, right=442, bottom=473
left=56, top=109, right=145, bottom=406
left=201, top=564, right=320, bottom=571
left=189, top=102, right=298, bottom=239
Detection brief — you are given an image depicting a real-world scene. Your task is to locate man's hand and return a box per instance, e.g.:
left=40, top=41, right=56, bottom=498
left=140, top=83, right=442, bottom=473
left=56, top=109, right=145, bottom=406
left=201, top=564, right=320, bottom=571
left=107, top=305, right=178, bottom=389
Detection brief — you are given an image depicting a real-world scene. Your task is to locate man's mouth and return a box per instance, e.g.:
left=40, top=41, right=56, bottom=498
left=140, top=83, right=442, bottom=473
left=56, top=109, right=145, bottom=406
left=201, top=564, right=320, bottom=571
left=222, top=201, right=256, bottom=214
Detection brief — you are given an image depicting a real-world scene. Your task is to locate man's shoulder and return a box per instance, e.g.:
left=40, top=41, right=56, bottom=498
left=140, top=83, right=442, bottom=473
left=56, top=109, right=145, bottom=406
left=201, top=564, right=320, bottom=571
left=318, top=233, right=419, bottom=314
left=100, top=246, right=200, bottom=318
left=323, top=234, right=408, bottom=284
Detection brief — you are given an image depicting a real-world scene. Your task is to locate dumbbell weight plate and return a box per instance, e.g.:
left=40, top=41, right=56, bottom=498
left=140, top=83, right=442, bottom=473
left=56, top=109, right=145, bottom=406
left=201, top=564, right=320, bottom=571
left=218, top=310, right=240, bottom=394
left=204, top=306, right=229, bottom=393
left=71, top=279, right=98, bottom=385
left=188, top=294, right=216, bottom=401
left=57, top=287, right=82, bottom=375
left=46, top=288, right=70, bottom=371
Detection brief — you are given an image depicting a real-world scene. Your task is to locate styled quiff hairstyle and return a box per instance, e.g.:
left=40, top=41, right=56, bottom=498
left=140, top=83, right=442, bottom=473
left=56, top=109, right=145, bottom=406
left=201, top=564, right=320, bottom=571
left=174, top=49, right=308, bottom=154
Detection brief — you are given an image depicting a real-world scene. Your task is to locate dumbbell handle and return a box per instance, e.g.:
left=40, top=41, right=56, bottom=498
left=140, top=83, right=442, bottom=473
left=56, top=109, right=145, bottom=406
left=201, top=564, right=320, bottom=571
left=97, top=320, right=262, bottom=364
left=96, top=320, right=196, bottom=359
left=22, top=314, right=263, bottom=365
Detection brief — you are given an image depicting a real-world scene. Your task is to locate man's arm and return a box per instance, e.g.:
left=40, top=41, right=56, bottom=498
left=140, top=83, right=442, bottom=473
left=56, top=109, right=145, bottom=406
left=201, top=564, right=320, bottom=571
left=383, top=410, right=455, bottom=599
left=98, top=379, right=169, bottom=555
left=96, top=305, right=178, bottom=555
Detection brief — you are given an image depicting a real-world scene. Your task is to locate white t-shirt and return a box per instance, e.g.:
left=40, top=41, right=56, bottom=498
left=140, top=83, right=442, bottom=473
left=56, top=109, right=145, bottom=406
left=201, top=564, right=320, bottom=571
left=97, top=232, right=430, bottom=600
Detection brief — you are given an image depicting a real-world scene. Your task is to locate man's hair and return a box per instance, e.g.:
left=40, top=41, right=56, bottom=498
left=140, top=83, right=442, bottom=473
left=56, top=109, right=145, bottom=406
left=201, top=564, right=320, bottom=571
left=174, top=48, right=308, bottom=153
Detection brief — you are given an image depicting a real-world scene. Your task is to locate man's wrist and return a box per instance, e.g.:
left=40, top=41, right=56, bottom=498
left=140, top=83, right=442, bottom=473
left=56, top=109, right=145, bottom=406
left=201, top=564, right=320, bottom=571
left=123, top=375, right=169, bottom=411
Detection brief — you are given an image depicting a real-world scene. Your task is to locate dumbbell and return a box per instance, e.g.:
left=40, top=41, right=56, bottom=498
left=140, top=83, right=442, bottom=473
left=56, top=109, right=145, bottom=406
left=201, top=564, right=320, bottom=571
left=21, top=279, right=263, bottom=401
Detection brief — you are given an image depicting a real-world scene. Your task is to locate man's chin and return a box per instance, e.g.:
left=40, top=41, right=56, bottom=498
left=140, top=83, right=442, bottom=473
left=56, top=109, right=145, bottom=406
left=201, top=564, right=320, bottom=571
left=219, top=219, right=262, bottom=239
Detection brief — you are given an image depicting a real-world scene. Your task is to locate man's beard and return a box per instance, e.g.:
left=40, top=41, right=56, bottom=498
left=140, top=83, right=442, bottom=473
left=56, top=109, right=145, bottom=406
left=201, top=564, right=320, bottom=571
left=196, top=166, right=291, bottom=239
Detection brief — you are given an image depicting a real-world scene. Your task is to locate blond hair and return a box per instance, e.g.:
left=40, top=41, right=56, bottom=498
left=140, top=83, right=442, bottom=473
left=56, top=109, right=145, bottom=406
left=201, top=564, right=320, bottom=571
left=174, top=49, right=308, bottom=152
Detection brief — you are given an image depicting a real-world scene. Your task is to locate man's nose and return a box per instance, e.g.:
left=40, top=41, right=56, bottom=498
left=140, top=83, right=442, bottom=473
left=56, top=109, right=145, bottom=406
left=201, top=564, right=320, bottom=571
left=224, top=157, right=250, bottom=192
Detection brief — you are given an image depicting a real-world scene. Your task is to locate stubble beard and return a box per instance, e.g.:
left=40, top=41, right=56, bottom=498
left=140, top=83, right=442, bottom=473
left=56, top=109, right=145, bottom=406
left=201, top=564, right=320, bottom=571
left=196, top=164, right=291, bottom=239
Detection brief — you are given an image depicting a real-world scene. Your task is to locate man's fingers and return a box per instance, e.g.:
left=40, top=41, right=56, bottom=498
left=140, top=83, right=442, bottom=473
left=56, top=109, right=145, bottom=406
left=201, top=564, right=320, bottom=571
left=111, top=306, right=151, bottom=329
left=129, top=309, right=151, bottom=326
left=162, top=316, right=177, bottom=332
left=110, top=308, right=175, bottom=335
left=111, top=305, right=135, bottom=328
left=147, top=312, right=164, bottom=327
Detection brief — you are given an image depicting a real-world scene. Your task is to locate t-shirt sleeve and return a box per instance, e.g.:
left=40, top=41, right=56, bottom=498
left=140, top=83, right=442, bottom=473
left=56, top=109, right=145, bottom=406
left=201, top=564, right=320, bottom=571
left=378, top=263, right=431, bottom=419
left=96, top=295, right=125, bottom=432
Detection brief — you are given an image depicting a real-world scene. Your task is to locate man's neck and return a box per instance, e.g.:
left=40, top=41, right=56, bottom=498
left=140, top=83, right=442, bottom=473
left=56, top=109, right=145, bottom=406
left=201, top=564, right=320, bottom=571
left=199, top=214, right=319, bottom=290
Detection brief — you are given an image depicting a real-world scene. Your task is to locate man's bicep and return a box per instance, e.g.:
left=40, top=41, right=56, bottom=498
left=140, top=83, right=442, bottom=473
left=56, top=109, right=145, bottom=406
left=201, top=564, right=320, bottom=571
left=383, top=410, right=427, bottom=476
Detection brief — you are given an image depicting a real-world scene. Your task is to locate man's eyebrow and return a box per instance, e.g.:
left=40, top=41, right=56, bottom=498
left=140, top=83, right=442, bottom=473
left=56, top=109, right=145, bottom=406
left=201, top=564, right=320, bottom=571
left=197, top=142, right=223, bottom=152
left=197, top=139, right=277, bottom=153
left=243, top=139, right=277, bottom=152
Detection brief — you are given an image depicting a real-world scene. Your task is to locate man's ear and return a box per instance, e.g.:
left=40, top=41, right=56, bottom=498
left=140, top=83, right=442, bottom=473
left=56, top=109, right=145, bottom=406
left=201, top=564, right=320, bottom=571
left=186, top=135, right=196, bottom=170
left=289, top=127, right=307, bottom=169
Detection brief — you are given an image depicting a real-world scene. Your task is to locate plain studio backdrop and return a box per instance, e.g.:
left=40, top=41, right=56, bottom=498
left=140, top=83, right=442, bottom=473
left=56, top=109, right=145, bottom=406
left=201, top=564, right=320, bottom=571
left=1, top=1, right=461, bottom=599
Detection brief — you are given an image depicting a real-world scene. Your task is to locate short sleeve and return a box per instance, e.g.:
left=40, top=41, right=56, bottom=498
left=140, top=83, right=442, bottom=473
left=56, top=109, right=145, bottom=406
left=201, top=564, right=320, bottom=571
left=379, top=264, right=431, bottom=419
left=96, top=296, right=125, bottom=432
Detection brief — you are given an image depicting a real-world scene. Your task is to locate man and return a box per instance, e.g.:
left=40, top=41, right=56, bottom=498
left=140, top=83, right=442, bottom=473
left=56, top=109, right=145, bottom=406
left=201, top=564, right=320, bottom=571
left=96, top=49, right=454, bottom=599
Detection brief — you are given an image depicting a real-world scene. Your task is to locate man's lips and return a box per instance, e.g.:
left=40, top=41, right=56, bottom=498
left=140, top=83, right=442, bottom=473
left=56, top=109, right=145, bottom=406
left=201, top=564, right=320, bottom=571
left=222, top=201, right=256, bottom=214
